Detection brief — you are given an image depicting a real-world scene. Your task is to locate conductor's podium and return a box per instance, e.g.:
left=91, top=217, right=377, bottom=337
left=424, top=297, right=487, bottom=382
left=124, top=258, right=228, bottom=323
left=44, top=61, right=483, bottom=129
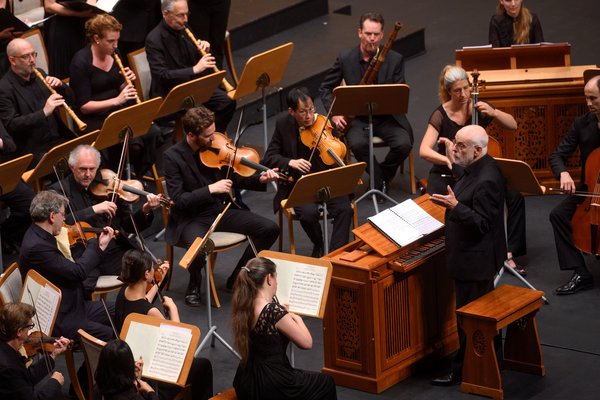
left=458, top=284, right=545, bottom=400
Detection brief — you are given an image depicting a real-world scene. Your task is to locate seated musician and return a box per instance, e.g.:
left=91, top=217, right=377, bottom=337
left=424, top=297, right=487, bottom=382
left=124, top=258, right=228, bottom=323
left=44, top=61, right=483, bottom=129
left=145, top=0, right=235, bottom=133
left=548, top=75, right=600, bottom=295
left=419, top=65, right=527, bottom=275
left=319, top=11, right=413, bottom=197
left=18, top=191, right=115, bottom=341
left=263, top=87, right=353, bottom=257
left=0, top=302, right=71, bottom=400
left=114, top=249, right=213, bottom=400
left=489, top=0, right=544, bottom=47
left=70, top=13, right=160, bottom=178
left=0, top=38, right=75, bottom=167
left=163, top=105, right=279, bottom=306
left=51, top=145, right=162, bottom=297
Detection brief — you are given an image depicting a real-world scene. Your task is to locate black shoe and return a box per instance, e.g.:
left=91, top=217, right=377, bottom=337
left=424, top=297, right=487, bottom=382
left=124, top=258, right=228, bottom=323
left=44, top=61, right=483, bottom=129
left=555, top=273, right=593, bottom=295
left=430, top=372, right=461, bottom=386
left=184, top=287, right=202, bottom=307
left=311, top=244, right=324, bottom=258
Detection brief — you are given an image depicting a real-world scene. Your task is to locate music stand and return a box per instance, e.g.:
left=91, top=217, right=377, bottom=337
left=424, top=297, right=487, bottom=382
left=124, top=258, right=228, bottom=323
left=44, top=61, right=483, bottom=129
left=0, top=154, right=33, bottom=269
left=156, top=71, right=226, bottom=141
left=493, top=157, right=549, bottom=304
left=228, top=42, right=294, bottom=152
left=21, top=131, right=99, bottom=191
left=282, top=163, right=366, bottom=255
left=332, top=84, right=410, bottom=213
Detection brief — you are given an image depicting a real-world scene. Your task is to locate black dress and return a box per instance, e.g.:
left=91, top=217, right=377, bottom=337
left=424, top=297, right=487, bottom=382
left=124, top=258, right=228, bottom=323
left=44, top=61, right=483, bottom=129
left=44, top=4, right=87, bottom=79
left=233, top=302, right=337, bottom=400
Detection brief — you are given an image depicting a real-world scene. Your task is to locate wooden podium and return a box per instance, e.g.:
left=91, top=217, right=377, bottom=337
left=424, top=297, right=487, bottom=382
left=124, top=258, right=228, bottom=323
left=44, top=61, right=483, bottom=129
left=321, top=195, right=457, bottom=393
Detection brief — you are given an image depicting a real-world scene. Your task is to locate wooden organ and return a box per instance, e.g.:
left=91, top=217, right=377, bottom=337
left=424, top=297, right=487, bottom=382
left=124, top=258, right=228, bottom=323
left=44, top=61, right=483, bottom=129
left=321, top=195, right=457, bottom=393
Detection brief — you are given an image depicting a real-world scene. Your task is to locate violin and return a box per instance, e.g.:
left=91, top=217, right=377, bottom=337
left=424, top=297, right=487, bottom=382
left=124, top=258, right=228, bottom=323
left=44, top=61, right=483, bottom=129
left=200, top=132, right=292, bottom=182
left=91, top=169, right=174, bottom=208
left=22, top=331, right=70, bottom=358
left=300, top=114, right=347, bottom=166
left=146, top=260, right=170, bottom=293
left=64, top=221, right=119, bottom=247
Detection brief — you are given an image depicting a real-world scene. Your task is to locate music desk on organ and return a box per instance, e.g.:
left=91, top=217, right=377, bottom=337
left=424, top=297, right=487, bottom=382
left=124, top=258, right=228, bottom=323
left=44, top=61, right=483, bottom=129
left=321, top=195, right=457, bottom=393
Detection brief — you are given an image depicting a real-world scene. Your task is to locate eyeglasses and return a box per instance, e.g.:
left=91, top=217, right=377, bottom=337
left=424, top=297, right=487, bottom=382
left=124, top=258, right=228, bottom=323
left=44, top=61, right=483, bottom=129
left=295, top=107, right=315, bottom=117
left=170, top=11, right=190, bottom=18
left=22, top=323, right=35, bottom=331
left=13, top=51, right=37, bottom=61
left=453, top=139, right=476, bottom=151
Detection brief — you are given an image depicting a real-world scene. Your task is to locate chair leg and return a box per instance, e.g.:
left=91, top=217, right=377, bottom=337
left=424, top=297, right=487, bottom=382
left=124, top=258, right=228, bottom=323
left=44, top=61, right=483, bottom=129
left=409, top=151, right=416, bottom=194
left=164, top=244, right=174, bottom=290
left=278, top=209, right=283, bottom=252
left=208, top=253, right=221, bottom=308
left=286, top=212, right=296, bottom=254
left=65, top=349, right=86, bottom=400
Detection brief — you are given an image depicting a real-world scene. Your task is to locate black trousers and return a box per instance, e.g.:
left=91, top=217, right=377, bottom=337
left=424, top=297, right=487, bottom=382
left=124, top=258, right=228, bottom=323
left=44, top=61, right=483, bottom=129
left=0, top=181, right=34, bottom=248
left=346, top=117, right=411, bottom=188
left=188, top=0, right=231, bottom=70
left=293, top=195, right=353, bottom=251
left=549, top=192, right=592, bottom=278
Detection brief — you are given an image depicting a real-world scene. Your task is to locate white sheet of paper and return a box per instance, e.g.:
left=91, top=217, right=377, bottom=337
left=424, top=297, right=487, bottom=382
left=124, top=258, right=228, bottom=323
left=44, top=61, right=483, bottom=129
left=147, top=325, right=192, bottom=383
left=390, top=199, right=443, bottom=235
left=288, top=264, right=328, bottom=316
left=34, top=284, right=60, bottom=335
left=368, top=208, right=422, bottom=246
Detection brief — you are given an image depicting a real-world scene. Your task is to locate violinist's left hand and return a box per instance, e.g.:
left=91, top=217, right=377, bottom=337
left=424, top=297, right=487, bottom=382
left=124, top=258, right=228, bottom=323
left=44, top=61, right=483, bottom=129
left=51, top=337, right=71, bottom=358
left=142, top=193, right=162, bottom=215
left=259, top=168, right=280, bottom=184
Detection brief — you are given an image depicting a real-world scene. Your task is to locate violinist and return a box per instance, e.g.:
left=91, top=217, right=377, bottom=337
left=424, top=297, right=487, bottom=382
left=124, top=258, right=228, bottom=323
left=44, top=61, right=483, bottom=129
left=548, top=75, right=600, bottom=295
left=319, top=12, right=413, bottom=196
left=51, top=144, right=162, bottom=297
left=163, top=105, right=279, bottom=306
left=114, top=249, right=214, bottom=400
left=264, top=87, right=353, bottom=257
left=18, top=191, right=116, bottom=341
left=0, top=302, right=71, bottom=400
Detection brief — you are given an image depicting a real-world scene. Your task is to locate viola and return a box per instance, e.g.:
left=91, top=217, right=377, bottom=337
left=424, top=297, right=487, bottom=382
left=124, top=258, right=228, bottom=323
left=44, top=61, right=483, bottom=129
left=299, top=114, right=347, bottom=166
left=91, top=169, right=174, bottom=208
left=64, top=221, right=119, bottom=247
left=200, top=132, right=292, bottom=182
left=22, top=331, right=70, bottom=358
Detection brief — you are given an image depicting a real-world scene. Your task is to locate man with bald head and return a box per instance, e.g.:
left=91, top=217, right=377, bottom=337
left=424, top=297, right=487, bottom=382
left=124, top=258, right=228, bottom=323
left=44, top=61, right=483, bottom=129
left=549, top=74, right=600, bottom=295
left=0, top=38, right=74, bottom=166
left=430, top=125, right=507, bottom=386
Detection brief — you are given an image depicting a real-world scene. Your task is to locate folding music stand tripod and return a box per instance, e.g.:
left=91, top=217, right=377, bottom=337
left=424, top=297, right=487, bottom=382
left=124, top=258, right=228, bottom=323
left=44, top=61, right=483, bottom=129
left=332, top=84, right=410, bottom=213
left=493, top=157, right=549, bottom=304
left=282, top=163, right=365, bottom=255
left=228, top=42, right=294, bottom=152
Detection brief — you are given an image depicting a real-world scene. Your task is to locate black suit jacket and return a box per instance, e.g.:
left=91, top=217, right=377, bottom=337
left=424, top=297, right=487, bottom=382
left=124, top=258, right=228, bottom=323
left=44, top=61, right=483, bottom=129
left=319, top=46, right=413, bottom=140
left=0, top=342, right=61, bottom=400
left=112, top=0, right=161, bottom=44
left=163, top=139, right=266, bottom=245
left=0, top=68, right=74, bottom=165
left=444, top=154, right=507, bottom=281
left=18, top=224, right=104, bottom=339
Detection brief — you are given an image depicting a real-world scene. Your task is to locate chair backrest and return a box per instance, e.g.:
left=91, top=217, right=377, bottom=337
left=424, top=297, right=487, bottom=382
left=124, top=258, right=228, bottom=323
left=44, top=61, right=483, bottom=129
left=77, top=329, right=107, bottom=400
left=11, top=0, right=44, bottom=24
left=0, top=262, right=22, bottom=306
left=21, top=27, right=49, bottom=74
left=128, top=48, right=151, bottom=101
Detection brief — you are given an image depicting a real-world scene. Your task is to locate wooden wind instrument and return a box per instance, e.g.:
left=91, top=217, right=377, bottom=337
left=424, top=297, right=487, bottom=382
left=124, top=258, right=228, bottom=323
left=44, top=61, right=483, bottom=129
left=183, top=26, right=236, bottom=93
left=113, top=52, right=141, bottom=104
left=32, top=68, right=87, bottom=132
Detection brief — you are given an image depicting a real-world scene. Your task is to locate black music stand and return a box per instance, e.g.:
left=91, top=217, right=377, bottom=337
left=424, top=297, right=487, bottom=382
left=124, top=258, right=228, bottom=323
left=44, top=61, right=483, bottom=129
left=332, top=84, right=410, bottom=213
left=0, top=154, right=33, bottom=270
left=282, top=163, right=365, bottom=255
left=228, top=42, right=294, bottom=152
left=494, top=157, right=549, bottom=304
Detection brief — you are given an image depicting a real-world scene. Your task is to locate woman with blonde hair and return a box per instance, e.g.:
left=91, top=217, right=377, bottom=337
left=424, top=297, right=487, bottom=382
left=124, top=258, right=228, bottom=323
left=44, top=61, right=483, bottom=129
left=231, top=257, right=336, bottom=400
left=489, top=0, right=544, bottom=47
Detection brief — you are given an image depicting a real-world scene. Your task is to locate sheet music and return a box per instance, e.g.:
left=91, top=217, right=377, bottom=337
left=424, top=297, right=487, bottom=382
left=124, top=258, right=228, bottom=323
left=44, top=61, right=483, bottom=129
left=33, top=285, right=60, bottom=335
left=390, top=199, right=444, bottom=235
left=124, top=321, right=156, bottom=372
left=147, top=325, right=192, bottom=383
left=288, top=264, right=328, bottom=316
left=96, top=0, right=120, bottom=12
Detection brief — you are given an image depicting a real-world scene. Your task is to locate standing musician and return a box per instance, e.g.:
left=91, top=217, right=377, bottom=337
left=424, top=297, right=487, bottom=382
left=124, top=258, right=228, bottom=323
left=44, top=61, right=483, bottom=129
left=0, top=38, right=74, bottom=167
left=0, top=302, right=71, bottom=400
left=163, top=105, right=279, bottom=306
left=112, top=0, right=162, bottom=64
left=70, top=13, right=160, bottom=178
left=263, top=87, right=353, bottom=258
left=51, top=145, right=162, bottom=297
left=115, top=249, right=214, bottom=400
left=145, top=0, right=235, bottom=133
left=18, top=191, right=116, bottom=341
left=319, top=11, right=413, bottom=196
left=549, top=75, right=600, bottom=295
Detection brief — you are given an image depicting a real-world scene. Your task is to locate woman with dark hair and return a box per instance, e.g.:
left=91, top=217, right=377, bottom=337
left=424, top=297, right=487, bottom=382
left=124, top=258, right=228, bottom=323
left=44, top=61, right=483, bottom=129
left=231, top=257, right=337, bottom=400
left=94, top=339, right=157, bottom=400
left=114, top=249, right=213, bottom=400
left=489, top=0, right=544, bottom=47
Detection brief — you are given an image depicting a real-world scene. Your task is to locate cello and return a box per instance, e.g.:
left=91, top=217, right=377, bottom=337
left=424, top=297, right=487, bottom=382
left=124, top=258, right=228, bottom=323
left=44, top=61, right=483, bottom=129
left=570, top=148, right=600, bottom=255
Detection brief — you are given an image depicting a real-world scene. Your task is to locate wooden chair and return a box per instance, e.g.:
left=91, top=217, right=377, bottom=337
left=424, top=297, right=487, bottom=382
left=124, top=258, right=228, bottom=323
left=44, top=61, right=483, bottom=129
left=278, top=200, right=359, bottom=255
left=223, top=31, right=240, bottom=86
left=11, top=0, right=44, bottom=27
left=21, top=27, right=49, bottom=74
left=74, top=329, right=107, bottom=400
left=127, top=48, right=151, bottom=101
left=372, top=136, right=416, bottom=194
left=210, top=388, right=237, bottom=400
left=0, top=262, right=22, bottom=306
left=151, top=165, right=247, bottom=308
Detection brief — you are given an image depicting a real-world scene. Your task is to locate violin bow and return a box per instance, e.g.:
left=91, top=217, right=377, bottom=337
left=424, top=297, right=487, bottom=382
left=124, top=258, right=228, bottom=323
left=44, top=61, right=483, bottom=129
left=26, top=287, right=53, bottom=374
left=53, top=165, right=89, bottom=249
left=107, top=131, right=131, bottom=225
left=100, top=298, right=119, bottom=339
